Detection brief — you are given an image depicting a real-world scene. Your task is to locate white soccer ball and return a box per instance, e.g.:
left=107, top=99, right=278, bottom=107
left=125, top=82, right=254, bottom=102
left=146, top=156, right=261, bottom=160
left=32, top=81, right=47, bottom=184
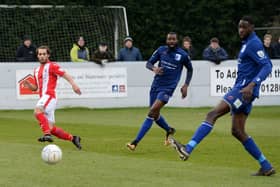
left=41, top=144, right=62, bottom=164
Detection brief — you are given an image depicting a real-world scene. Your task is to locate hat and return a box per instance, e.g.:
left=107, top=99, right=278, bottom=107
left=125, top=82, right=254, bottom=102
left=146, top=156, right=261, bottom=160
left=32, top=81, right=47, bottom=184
left=23, top=35, right=31, bottom=41
left=124, top=36, right=133, bottom=42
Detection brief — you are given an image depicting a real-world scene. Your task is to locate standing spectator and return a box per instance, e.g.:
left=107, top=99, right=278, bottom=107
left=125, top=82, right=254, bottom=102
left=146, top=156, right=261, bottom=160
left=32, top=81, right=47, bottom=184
left=70, top=36, right=90, bottom=62
left=203, top=37, right=228, bottom=64
left=272, top=36, right=280, bottom=59
left=182, top=36, right=196, bottom=59
left=16, top=35, right=37, bottom=62
left=263, top=34, right=274, bottom=58
left=92, top=42, right=115, bottom=65
left=118, top=36, right=143, bottom=62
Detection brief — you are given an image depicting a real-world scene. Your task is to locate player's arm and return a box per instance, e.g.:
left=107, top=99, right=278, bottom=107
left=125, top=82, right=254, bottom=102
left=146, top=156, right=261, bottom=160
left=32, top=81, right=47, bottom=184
left=146, top=48, right=163, bottom=75
left=240, top=42, right=272, bottom=101
left=181, top=56, right=193, bottom=99
left=62, top=73, right=82, bottom=95
left=23, top=79, right=38, bottom=91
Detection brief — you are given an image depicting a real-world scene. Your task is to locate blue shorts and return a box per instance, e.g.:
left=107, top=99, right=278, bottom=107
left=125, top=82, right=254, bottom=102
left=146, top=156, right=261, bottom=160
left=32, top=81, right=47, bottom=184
left=149, top=88, right=172, bottom=107
left=223, top=88, right=256, bottom=115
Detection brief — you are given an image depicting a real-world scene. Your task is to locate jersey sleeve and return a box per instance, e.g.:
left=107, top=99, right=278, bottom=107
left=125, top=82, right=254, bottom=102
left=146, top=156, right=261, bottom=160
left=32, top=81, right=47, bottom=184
left=148, top=48, right=161, bottom=64
left=182, top=54, right=193, bottom=85
left=247, top=40, right=272, bottom=85
left=247, top=40, right=270, bottom=65
left=146, top=47, right=161, bottom=70
left=51, top=63, right=65, bottom=77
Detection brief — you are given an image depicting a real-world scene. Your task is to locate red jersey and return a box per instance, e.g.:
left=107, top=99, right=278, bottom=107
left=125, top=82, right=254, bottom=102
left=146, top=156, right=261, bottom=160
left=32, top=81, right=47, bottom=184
left=34, top=60, right=65, bottom=98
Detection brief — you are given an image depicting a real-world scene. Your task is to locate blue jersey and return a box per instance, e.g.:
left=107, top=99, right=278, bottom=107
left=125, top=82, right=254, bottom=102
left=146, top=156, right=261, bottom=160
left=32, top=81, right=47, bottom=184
left=146, top=46, right=193, bottom=94
left=236, top=32, right=272, bottom=97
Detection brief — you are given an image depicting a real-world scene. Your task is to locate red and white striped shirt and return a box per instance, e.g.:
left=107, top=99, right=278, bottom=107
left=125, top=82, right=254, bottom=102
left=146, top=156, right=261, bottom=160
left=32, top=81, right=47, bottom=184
left=34, top=60, right=65, bottom=98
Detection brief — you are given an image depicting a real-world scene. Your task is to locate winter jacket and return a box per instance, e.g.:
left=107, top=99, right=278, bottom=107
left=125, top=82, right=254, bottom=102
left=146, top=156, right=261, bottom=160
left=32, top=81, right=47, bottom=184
left=203, top=46, right=228, bottom=64
left=117, top=47, right=143, bottom=61
left=70, top=43, right=90, bottom=62
left=16, top=44, right=37, bottom=62
left=92, top=50, right=115, bottom=64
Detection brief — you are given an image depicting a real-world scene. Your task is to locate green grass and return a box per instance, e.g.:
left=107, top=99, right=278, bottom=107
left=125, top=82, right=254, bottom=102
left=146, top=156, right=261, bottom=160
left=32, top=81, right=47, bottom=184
left=0, top=106, right=279, bottom=187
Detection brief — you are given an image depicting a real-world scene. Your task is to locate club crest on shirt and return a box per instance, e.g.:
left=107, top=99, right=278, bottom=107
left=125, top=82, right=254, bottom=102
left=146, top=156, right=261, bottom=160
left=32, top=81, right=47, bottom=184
left=257, top=50, right=265, bottom=58
left=175, top=54, right=181, bottom=61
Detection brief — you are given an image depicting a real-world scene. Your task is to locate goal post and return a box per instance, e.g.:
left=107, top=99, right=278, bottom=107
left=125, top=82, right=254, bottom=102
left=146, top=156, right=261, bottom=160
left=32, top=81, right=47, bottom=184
left=0, top=5, right=129, bottom=62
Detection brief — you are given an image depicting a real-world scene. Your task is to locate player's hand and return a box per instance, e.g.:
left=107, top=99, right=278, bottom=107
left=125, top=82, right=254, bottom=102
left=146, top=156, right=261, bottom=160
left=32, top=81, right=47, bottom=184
left=240, top=82, right=255, bottom=102
left=181, top=84, right=188, bottom=99
left=153, top=67, right=163, bottom=75
left=72, top=84, right=82, bottom=95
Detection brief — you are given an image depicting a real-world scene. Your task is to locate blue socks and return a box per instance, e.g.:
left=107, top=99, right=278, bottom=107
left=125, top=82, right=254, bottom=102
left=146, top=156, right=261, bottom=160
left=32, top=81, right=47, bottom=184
left=243, top=137, right=272, bottom=170
left=185, top=121, right=213, bottom=154
left=134, top=117, right=154, bottom=144
left=155, top=115, right=171, bottom=132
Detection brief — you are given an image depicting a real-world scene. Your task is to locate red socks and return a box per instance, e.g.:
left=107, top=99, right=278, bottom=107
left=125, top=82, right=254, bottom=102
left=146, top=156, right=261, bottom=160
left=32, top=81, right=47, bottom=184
left=35, top=113, right=51, bottom=135
left=51, top=126, right=73, bottom=141
left=35, top=112, right=73, bottom=141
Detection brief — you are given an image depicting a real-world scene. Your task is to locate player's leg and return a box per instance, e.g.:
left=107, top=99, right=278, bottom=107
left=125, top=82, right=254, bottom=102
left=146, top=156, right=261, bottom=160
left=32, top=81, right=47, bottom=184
left=169, top=100, right=230, bottom=160
left=232, top=113, right=275, bottom=176
left=34, top=95, right=53, bottom=142
left=149, top=91, right=175, bottom=144
left=45, top=99, right=82, bottom=149
left=127, top=99, right=165, bottom=151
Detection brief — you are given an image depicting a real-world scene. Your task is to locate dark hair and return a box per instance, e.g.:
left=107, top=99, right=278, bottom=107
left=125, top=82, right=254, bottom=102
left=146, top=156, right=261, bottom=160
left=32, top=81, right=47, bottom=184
left=183, top=36, right=192, bottom=42
left=168, top=32, right=177, bottom=36
left=77, top=36, right=84, bottom=42
left=210, top=37, right=219, bottom=43
left=36, top=45, right=51, bottom=55
left=23, top=35, right=31, bottom=41
left=241, top=16, right=254, bottom=25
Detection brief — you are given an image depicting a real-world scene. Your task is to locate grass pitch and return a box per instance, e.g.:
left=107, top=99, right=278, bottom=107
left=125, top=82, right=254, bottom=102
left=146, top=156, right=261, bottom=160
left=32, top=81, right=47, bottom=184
left=0, top=106, right=279, bottom=187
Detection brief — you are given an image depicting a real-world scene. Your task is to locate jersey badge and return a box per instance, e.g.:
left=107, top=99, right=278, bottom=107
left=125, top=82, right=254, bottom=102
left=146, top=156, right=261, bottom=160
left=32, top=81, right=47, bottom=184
left=257, top=50, right=265, bottom=58
left=175, top=54, right=181, bottom=61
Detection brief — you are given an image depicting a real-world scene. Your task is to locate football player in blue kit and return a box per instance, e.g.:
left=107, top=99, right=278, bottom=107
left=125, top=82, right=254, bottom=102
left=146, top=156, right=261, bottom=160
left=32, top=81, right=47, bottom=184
left=169, top=16, right=275, bottom=176
left=127, top=32, right=193, bottom=151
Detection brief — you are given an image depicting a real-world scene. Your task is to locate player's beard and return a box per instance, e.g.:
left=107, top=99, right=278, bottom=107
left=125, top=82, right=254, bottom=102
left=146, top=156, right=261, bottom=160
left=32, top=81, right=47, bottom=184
left=39, top=58, right=48, bottom=64
left=168, top=43, right=177, bottom=50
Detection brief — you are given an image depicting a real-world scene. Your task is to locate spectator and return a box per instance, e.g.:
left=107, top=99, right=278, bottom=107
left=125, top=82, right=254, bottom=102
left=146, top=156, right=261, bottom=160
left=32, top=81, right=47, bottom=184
left=272, top=36, right=280, bottom=59
left=118, top=36, right=143, bottom=61
left=92, top=43, right=115, bottom=65
left=203, top=37, right=228, bottom=64
left=16, top=35, right=37, bottom=62
left=182, top=36, right=196, bottom=59
left=263, top=34, right=274, bottom=58
left=70, top=36, right=90, bottom=62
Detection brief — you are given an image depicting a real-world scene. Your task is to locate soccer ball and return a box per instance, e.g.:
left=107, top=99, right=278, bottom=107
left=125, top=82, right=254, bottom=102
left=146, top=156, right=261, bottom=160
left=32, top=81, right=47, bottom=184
left=41, top=144, right=62, bottom=164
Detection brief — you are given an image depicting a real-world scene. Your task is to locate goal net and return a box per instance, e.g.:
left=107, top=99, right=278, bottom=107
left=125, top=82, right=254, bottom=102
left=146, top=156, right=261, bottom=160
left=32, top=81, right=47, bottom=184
left=0, top=5, right=129, bottom=62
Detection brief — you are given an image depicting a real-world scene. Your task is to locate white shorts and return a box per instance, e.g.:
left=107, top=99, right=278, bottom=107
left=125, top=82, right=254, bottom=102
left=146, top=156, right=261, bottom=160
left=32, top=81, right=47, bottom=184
left=36, top=95, right=57, bottom=124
